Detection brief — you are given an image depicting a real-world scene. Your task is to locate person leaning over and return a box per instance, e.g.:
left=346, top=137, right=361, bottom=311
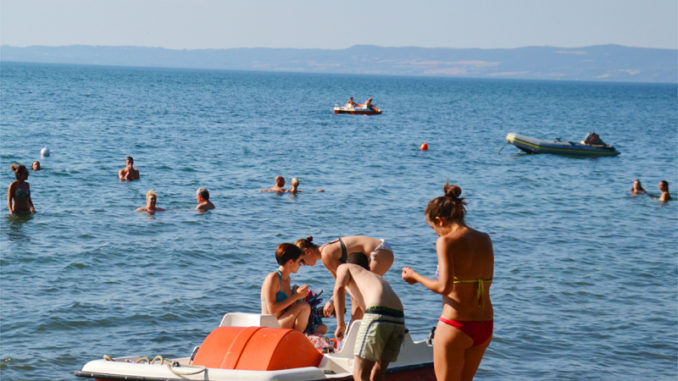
left=333, top=252, right=405, bottom=381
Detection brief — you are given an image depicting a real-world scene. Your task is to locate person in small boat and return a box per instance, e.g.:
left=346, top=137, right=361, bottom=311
left=631, top=179, right=647, bottom=195
left=346, top=97, right=357, bottom=108
left=260, top=243, right=312, bottom=333
left=362, top=98, right=375, bottom=110
left=136, top=190, right=164, bottom=213
left=118, top=156, right=140, bottom=181
left=7, top=164, right=36, bottom=215
left=658, top=180, right=672, bottom=202
left=582, top=132, right=605, bottom=146
left=260, top=175, right=286, bottom=193
left=32, top=161, right=41, bottom=171
left=402, top=182, right=493, bottom=381
left=295, top=235, right=394, bottom=319
left=333, top=252, right=405, bottom=381
left=195, top=187, right=215, bottom=212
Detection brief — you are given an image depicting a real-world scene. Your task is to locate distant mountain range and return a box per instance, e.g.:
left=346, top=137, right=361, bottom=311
left=1, top=44, right=676, bottom=83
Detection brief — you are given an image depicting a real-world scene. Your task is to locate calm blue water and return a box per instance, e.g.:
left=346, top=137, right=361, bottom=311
left=1, top=62, right=677, bottom=380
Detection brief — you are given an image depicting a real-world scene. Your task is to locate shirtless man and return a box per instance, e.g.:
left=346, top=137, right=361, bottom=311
left=118, top=156, right=140, bottom=181
left=195, top=187, right=215, bottom=212
left=260, top=175, right=286, bottom=192
left=333, top=252, right=405, bottom=381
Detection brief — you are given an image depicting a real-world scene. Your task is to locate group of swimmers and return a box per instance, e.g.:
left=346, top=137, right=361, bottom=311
left=6, top=156, right=216, bottom=215
left=259, top=175, right=324, bottom=195
left=260, top=182, right=494, bottom=381
left=631, top=179, right=672, bottom=203
left=118, top=156, right=216, bottom=213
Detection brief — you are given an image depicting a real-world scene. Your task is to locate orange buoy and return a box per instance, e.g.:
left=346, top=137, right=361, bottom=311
left=420, top=143, right=429, bottom=151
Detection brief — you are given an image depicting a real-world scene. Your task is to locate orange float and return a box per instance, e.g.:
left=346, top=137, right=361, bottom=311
left=192, top=326, right=323, bottom=371
left=420, top=143, right=428, bottom=151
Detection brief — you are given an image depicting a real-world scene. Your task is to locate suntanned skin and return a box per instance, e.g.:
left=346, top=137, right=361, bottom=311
left=402, top=216, right=494, bottom=381
left=333, top=263, right=403, bottom=381
left=195, top=194, right=215, bottom=212
left=261, top=176, right=286, bottom=192
left=7, top=169, right=36, bottom=214
left=118, top=158, right=139, bottom=181
left=300, top=235, right=394, bottom=319
left=135, top=194, right=164, bottom=213
left=659, top=181, right=672, bottom=202
left=260, top=256, right=310, bottom=332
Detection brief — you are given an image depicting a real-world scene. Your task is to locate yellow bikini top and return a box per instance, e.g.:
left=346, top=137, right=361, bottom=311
left=453, top=277, right=492, bottom=308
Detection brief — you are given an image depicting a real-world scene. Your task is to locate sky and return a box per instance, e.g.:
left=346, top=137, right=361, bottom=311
left=1, top=0, right=676, bottom=50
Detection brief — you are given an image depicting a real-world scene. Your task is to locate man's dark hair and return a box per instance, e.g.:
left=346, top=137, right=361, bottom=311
left=347, top=252, right=369, bottom=270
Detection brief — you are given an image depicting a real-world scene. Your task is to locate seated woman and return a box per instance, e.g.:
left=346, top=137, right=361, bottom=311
left=260, top=243, right=313, bottom=333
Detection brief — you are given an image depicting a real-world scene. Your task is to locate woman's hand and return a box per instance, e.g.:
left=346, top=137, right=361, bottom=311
left=402, top=266, right=419, bottom=284
left=295, top=284, right=309, bottom=300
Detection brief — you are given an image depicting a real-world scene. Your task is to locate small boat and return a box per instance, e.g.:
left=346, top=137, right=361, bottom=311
left=75, top=312, right=435, bottom=381
left=506, top=132, right=620, bottom=156
left=333, top=104, right=382, bottom=115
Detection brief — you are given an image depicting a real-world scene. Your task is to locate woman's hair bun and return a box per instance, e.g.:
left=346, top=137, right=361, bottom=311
left=306, top=236, right=313, bottom=242
left=443, top=182, right=462, bottom=200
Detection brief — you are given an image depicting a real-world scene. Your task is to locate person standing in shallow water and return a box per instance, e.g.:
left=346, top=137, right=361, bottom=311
left=118, top=156, right=140, bottom=181
left=7, top=164, right=36, bottom=215
left=195, top=187, right=215, bottom=212
left=402, top=182, right=493, bottom=381
left=658, top=180, right=672, bottom=202
left=136, top=190, right=164, bottom=213
left=261, top=175, right=286, bottom=193
left=631, top=179, right=647, bottom=195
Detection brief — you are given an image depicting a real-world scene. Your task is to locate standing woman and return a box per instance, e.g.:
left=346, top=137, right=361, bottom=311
left=7, top=164, right=36, bottom=215
left=402, top=182, right=493, bottom=381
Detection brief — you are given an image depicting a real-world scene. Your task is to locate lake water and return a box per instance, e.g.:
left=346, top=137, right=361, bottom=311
left=1, top=62, right=677, bottom=380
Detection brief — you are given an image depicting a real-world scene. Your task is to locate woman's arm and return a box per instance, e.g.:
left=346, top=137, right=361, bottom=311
left=7, top=183, right=15, bottom=213
left=402, top=237, right=453, bottom=295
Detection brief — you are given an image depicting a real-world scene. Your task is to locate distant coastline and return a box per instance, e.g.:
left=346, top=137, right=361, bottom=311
left=1, top=44, right=676, bottom=83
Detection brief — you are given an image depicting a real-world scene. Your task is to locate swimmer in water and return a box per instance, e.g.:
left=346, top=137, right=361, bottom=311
left=118, top=156, right=140, bottom=181
left=288, top=177, right=301, bottom=195
left=195, top=187, right=215, bottom=212
left=260, top=175, right=286, bottom=193
left=658, top=180, right=672, bottom=202
left=136, top=190, right=164, bottom=213
left=631, top=179, right=647, bottom=195
left=32, top=161, right=41, bottom=171
left=7, top=164, right=36, bottom=215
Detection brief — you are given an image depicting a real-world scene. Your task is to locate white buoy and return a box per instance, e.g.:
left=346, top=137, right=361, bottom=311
left=40, top=147, right=50, bottom=157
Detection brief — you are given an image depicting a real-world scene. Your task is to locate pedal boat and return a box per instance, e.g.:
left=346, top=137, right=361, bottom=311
left=75, top=312, right=434, bottom=381
left=333, top=104, right=382, bottom=115
left=506, top=132, right=620, bottom=156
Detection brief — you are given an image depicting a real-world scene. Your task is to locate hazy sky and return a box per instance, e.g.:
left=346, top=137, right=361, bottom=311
left=1, top=0, right=676, bottom=50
